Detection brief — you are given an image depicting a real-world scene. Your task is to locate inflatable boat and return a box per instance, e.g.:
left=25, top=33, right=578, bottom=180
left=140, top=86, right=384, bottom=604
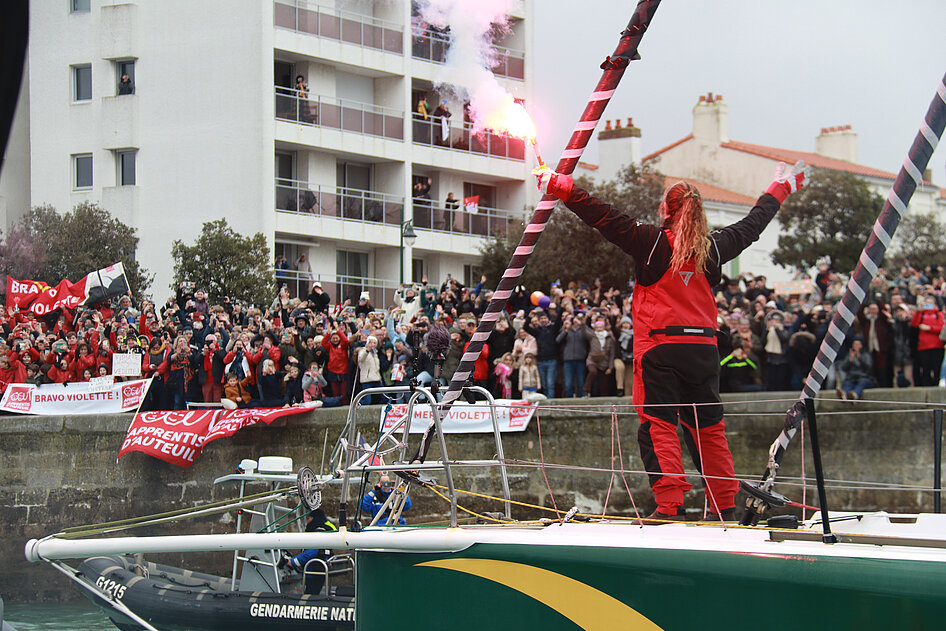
left=76, top=555, right=354, bottom=631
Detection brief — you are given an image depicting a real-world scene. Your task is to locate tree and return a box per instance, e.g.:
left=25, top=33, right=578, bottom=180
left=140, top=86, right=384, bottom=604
left=7, top=201, right=152, bottom=296
left=171, top=219, right=273, bottom=305
left=478, top=163, right=664, bottom=291
left=888, top=212, right=946, bottom=271
left=771, top=170, right=883, bottom=273
left=0, top=223, right=47, bottom=282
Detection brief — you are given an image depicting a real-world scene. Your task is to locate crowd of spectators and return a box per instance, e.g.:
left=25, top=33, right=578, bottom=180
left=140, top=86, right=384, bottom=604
left=3, top=259, right=946, bottom=409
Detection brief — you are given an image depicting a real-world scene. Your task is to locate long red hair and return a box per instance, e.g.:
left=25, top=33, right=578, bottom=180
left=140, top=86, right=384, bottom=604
left=661, top=181, right=710, bottom=273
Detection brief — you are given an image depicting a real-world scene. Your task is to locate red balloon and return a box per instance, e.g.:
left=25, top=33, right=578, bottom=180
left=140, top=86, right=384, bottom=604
left=530, top=291, right=545, bottom=306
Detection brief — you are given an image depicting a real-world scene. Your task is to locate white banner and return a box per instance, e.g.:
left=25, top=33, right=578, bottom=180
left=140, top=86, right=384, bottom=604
left=379, top=400, right=537, bottom=434
left=0, top=378, right=150, bottom=415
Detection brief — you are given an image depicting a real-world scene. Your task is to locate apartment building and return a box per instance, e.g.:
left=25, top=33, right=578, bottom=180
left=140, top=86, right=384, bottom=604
left=8, top=0, right=535, bottom=304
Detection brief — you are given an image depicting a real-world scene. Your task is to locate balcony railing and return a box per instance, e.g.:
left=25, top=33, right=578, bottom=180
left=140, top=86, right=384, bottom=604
left=275, top=268, right=400, bottom=306
left=412, top=115, right=525, bottom=161
left=411, top=29, right=524, bottom=80
left=276, top=179, right=405, bottom=225
left=274, top=0, right=403, bottom=54
left=275, top=87, right=404, bottom=140
left=411, top=200, right=520, bottom=238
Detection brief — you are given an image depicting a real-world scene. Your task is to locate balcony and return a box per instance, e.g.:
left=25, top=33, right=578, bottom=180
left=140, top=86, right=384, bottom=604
left=412, top=200, right=520, bottom=238
left=276, top=268, right=400, bottom=306
left=276, top=179, right=405, bottom=225
left=411, top=30, right=524, bottom=80
left=274, top=0, right=403, bottom=54
left=412, top=115, right=525, bottom=161
left=275, top=87, right=404, bottom=140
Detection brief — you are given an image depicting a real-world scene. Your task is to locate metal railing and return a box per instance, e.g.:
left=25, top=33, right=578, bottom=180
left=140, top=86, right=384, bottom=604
left=412, top=115, right=525, bottom=161
left=274, top=269, right=401, bottom=306
left=274, top=0, right=403, bottom=54
left=275, top=87, right=404, bottom=140
left=276, top=179, right=405, bottom=225
left=411, top=200, right=520, bottom=237
left=276, top=179, right=519, bottom=239
left=411, top=29, right=524, bottom=80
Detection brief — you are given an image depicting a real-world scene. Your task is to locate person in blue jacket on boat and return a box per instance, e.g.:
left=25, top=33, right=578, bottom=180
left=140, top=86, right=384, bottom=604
left=361, top=474, right=412, bottom=525
left=278, top=508, right=337, bottom=594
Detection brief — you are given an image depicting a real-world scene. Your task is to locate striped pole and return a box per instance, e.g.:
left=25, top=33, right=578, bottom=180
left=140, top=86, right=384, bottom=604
left=410, top=0, right=662, bottom=464
left=741, top=72, right=946, bottom=526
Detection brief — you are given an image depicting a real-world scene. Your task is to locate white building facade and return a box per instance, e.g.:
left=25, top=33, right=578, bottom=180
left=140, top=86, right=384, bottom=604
left=8, top=0, right=535, bottom=304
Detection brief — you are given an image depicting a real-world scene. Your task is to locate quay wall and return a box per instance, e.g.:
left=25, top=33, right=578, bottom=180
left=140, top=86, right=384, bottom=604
left=2, top=388, right=945, bottom=602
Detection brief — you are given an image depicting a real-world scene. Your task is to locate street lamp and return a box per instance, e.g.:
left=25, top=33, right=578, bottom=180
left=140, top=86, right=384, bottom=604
left=399, top=219, right=417, bottom=285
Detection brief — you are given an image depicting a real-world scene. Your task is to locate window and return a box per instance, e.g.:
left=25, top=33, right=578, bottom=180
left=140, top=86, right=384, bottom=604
left=74, top=154, right=93, bottom=189
left=336, top=250, right=369, bottom=303
left=117, top=150, right=136, bottom=185
left=462, top=182, right=495, bottom=208
left=116, top=60, right=135, bottom=95
left=412, top=259, right=425, bottom=284
left=73, top=64, right=92, bottom=101
left=71, top=0, right=90, bottom=13
left=463, top=264, right=482, bottom=288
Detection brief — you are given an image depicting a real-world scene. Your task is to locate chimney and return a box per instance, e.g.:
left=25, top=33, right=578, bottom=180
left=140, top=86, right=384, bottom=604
left=692, top=92, right=728, bottom=144
left=597, top=115, right=642, bottom=177
left=815, top=125, right=858, bottom=163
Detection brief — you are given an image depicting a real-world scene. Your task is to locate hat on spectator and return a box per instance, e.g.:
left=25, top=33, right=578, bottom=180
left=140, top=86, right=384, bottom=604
left=312, top=281, right=322, bottom=288
left=360, top=291, right=370, bottom=301
left=765, top=300, right=777, bottom=309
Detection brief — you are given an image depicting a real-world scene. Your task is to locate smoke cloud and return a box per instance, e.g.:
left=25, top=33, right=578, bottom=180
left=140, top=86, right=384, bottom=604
left=414, top=0, right=527, bottom=136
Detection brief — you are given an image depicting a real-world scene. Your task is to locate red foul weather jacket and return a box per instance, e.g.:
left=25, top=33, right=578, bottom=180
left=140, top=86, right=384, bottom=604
left=562, top=188, right=782, bottom=358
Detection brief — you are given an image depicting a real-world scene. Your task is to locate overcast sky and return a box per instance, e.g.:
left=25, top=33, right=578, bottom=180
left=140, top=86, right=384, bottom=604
left=532, top=0, right=946, bottom=188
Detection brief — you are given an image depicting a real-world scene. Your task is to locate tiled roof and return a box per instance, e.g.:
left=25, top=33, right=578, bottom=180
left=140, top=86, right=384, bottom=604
left=576, top=161, right=599, bottom=171
left=720, top=140, right=901, bottom=181
left=643, top=136, right=936, bottom=185
left=642, top=135, right=693, bottom=162
left=662, top=176, right=755, bottom=206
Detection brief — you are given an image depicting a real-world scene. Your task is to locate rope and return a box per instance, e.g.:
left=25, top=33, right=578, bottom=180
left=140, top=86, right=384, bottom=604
left=59, top=488, right=294, bottom=539
left=535, top=410, right=561, bottom=520
left=256, top=502, right=305, bottom=533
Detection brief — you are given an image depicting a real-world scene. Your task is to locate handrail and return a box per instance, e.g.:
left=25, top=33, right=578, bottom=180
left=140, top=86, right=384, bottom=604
left=275, top=86, right=404, bottom=141
left=274, top=0, right=404, bottom=54
left=410, top=28, right=524, bottom=80
left=276, top=178, right=521, bottom=238
left=411, top=114, right=526, bottom=161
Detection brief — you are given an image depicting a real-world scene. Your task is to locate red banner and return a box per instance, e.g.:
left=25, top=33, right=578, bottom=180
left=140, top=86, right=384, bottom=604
left=6, top=263, right=129, bottom=316
left=118, top=407, right=310, bottom=468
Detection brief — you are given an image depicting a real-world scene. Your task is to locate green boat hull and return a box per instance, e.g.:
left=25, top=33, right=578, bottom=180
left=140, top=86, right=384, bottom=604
left=356, top=542, right=946, bottom=630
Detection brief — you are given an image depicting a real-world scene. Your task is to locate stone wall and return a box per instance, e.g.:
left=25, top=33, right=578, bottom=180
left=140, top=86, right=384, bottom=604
left=3, top=388, right=945, bottom=602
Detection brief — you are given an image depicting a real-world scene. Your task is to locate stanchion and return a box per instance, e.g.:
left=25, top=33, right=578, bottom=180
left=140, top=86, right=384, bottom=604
left=805, top=398, right=837, bottom=544
left=934, top=409, right=942, bottom=513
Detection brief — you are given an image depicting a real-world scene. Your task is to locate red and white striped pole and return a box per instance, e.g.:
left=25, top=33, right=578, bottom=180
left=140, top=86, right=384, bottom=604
left=410, top=0, right=663, bottom=464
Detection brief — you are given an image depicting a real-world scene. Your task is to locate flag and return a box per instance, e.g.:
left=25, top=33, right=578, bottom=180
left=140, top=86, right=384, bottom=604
left=464, top=195, right=479, bottom=213
left=6, top=263, right=130, bottom=317
left=118, top=406, right=311, bottom=468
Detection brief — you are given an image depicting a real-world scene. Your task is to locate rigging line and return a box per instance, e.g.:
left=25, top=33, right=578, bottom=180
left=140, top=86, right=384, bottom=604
left=535, top=410, right=562, bottom=520
left=495, top=458, right=937, bottom=492
left=611, top=404, right=642, bottom=520
left=601, top=405, right=617, bottom=517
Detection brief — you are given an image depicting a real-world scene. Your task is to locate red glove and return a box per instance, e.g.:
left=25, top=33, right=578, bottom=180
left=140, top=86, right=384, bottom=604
left=532, top=166, right=573, bottom=201
left=765, top=160, right=810, bottom=203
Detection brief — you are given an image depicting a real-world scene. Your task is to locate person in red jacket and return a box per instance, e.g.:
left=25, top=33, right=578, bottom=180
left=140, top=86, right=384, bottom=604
left=463, top=339, right=490, bottom=389
left=910, top=294, right=945, bottom=386
left=0, top=349, right=27, bottom=393
left=321, top=327, right=350, bottom=402
left=536, top=160, right=809, bottom=523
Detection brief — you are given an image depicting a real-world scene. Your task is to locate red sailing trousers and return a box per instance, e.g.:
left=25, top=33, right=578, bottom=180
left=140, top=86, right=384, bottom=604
left=633, top=344, right=738, bottom=514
